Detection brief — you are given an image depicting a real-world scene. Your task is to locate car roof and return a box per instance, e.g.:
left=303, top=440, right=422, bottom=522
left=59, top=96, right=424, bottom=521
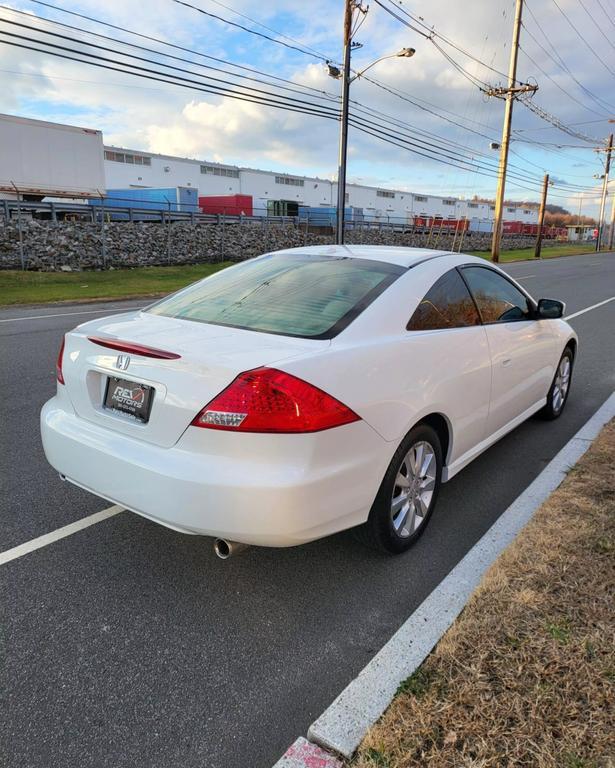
left=272, top=244, right=456, bottom=269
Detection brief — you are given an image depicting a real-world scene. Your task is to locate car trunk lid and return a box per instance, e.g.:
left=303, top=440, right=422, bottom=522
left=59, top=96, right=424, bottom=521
left=61, top=310, right=328, bottom=448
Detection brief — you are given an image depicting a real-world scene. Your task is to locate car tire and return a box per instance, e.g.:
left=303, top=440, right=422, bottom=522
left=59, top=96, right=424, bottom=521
left=539, top=347, right=574, bottom=421
left=355, top=424, right=443, bottom=554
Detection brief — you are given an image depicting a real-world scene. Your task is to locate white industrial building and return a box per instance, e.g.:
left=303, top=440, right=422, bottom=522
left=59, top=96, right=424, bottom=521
left=103, top=145, right=539, bottom=224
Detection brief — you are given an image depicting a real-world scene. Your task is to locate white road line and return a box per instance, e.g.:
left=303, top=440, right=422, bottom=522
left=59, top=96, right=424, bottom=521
left=0, top=505, right=124, bottom=566
left=512, top=274, right=535, bottom=279
left=0, top=307, right=143, bottom=323
left=565, top=296, right=615, bottom=320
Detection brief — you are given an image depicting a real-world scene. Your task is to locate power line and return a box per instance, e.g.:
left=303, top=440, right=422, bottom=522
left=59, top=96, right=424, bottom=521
left=518, top=41, right=607, bottom=118
left=171, top=0, right=329, bottom=62
left=517, top=95, right=604, bottom=144
left=0, top=18, right=339, bottom=115
left=523, top=3, right=615, bottom=114
left=576, top=0, right=615, bottom=52
left=549, top=0, right=615, bottom=78
left=376, top=0, right=514, bottom=82
left=5, top=1, right=602, bottom=199
left=24, top=0, right=334, bottom=99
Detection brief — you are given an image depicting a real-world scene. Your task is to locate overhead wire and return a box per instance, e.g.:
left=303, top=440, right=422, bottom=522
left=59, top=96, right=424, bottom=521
left=5, top=0, right=604, bottom=201
left=549, top=0, right=615, bottom=77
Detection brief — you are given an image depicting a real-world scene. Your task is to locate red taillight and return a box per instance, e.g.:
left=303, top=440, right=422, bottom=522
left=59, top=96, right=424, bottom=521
left=191, top=367, right=360, bottom=433
left=56, top=336, right=65, bottom=384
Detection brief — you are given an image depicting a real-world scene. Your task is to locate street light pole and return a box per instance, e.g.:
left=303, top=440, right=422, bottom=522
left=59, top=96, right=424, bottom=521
left=595, top=133, right=613, bottom=252
left=335, top=0, right=353, bottom=245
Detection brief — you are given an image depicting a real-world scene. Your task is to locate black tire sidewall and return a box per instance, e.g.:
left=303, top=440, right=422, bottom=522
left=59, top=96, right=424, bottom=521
left=543, top=347, right=574, bottom=420
left=368, top=424, right=443, bottom=554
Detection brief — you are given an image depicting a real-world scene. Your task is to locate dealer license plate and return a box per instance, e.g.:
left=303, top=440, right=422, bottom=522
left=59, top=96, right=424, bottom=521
left=104, top=376, right=154, bottom=423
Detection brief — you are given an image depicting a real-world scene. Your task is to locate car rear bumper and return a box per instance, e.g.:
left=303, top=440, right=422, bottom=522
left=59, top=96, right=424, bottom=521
left=40, top=396, right=389, bottom=546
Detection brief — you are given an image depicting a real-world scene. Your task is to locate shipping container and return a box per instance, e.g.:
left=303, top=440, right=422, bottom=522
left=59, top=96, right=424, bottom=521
left=88, top=187, right=199, bottom=219
left=199, top=194, right=253, bottom=217
left=298, top=206, right=354, bottom=227
left=0, top=113, right=105, bottom=199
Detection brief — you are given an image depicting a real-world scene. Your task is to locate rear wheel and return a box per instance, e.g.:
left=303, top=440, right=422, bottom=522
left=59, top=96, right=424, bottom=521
left=356, top=424, right=443, bottom=554
left=539, top=347, right=573, bottom=420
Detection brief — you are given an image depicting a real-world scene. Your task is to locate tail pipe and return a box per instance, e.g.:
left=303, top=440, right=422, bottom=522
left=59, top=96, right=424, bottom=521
left=213, top=538, right=249, bottom=560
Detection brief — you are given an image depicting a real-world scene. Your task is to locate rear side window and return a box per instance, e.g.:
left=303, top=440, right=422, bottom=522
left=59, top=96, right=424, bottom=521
left=461, top=266, right=532, bottom=323
left=407, top=268, right=480, bottom=330
left=147, top=253, right=403, bottom=339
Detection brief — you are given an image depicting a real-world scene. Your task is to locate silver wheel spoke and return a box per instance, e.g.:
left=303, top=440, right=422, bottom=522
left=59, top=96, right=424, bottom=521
left=420, top=450, right=434, bottom=477
left=416, top=493, right=429, bottom=517
left=395, top=471, right=410, bottom=489
left=415, top=443, right=426, bottom=473
left=394, top=503, right=410, bottom=534
left=420, top=476, right=435, bottom=492
left=392, top=494, right=408, bottom=514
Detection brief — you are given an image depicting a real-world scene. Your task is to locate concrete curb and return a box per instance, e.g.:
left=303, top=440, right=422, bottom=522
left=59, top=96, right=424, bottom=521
left=273, top=392, right=615, bottom=765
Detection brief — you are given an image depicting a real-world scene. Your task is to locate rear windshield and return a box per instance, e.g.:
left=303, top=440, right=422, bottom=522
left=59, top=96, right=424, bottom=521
left=146, top=253, right=404, bottom=339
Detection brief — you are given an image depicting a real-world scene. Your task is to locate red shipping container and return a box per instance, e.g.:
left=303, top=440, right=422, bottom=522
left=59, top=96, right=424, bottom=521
left=198, top=194, right=253, bottom=217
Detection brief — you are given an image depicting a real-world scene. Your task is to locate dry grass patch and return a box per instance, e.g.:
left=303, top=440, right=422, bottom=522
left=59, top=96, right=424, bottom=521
left=352, top=421, right=615, bottom=768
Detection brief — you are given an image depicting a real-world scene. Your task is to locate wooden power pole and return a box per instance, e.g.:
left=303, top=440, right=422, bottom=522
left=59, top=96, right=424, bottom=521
left=596, top=133, right=613, bottom=252
left=489, top=0, right=536, bottom=263
left=534, top=173, right=549, bottom=259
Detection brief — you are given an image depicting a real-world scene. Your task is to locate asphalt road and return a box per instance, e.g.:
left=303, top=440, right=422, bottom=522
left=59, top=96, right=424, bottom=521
left=1, top=252, right=614, bottom=768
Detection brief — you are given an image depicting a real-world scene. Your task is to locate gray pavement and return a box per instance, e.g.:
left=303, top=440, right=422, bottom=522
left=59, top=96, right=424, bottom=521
left=1, top=252, right=614, bottom=768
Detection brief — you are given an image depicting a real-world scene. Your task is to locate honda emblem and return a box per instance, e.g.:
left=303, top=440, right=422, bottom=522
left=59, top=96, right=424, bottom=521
left=116, top=354, right=131, bottom=371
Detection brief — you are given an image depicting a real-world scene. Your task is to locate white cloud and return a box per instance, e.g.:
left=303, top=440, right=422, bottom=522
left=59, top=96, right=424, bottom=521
left=0, top=0, right=610, bottom=214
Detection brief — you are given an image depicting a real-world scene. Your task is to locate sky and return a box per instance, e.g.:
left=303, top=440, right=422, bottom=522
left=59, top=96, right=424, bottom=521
left=0, top=0, right=613, bottom=216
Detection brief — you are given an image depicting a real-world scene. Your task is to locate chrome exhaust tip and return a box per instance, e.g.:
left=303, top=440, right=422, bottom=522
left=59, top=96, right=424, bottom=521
left=213, top=538, right=249, bottom=560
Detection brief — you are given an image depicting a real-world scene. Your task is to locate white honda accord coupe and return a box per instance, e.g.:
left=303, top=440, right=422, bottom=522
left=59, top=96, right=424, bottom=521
left=41, top=245, right=577, bottom=556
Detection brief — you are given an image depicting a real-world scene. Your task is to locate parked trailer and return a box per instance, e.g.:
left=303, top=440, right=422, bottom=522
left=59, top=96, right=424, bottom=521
left=411, top=217, right=470, bottom=232
left=199, top=194, right=253, bottom=217
left=0, top=113, right=105, bottom=200
left=297, top=206, right=357, bottom=227
left=89, top=187, right=199, bottom=219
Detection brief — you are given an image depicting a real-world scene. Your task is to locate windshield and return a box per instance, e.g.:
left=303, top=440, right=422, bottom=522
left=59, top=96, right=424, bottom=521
left=147, top=253, right=404, bottom=339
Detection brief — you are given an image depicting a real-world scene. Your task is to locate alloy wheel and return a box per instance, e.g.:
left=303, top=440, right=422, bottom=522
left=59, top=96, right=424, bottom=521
left=552, top=356, right=571, bottom=413
left=390, top=441, right=436, bottom=538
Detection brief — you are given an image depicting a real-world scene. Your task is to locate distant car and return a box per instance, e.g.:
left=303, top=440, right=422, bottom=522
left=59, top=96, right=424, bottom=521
left=41, top=246, right=577, bottom=556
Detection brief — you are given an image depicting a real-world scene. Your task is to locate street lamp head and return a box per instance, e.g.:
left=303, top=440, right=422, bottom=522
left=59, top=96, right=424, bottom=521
left=326, top=61, right=342, bottom=79
left=397, top=47, right=416, bottom=58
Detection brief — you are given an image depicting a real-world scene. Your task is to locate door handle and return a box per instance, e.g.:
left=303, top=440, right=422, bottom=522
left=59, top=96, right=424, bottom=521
left=502, top=358, right=512, bottom=367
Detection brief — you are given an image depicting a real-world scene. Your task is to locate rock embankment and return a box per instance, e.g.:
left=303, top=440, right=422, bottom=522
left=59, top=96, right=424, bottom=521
left=0, top=219, right=536, bottom=270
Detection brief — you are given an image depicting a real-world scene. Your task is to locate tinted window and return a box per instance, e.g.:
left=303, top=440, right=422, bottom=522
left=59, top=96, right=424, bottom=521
left=407, top=269, right=480, bottom=330
left=147, top=253, right=403, bottom=339
left=461, top=266, right=532, bottom=323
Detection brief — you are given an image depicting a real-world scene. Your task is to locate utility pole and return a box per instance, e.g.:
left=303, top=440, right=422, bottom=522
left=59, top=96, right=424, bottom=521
left=608, top=188, right=615, bottom=250
left=595, top=133, right=613, bottom=252
left=335, top=0, right=353, bottom=245
left=534, top=173, right=549, bottom=259
left=488, top=0, right=536, bottom=263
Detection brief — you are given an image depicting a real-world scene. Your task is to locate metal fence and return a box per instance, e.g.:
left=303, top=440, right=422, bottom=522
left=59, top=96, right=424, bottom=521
left=0, top=197, right=543, bottom=270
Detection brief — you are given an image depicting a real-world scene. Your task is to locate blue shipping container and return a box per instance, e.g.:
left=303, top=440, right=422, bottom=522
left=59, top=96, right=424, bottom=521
left=298, top=206, right=354, bottom=226
left=89, top=187, right=199, bottom=214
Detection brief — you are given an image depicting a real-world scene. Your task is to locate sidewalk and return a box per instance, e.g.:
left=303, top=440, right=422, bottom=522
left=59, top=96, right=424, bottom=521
left=350, top=420, right=614, bottom=768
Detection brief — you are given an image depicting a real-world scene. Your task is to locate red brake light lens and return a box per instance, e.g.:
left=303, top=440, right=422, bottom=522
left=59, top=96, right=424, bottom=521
left=191, top=368, right=360, bottom=433
left=56, top=336, right=65, bottom=384
left=87, top=336, right=181, bottom=360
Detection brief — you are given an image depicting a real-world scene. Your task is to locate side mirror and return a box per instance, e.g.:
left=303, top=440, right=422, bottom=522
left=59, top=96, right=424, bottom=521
left=536, top=298, right=565, bottom=319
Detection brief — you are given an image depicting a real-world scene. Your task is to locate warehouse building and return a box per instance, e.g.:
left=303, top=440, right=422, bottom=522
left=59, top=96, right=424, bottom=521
left=103, top=145, right=538, bottom=224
